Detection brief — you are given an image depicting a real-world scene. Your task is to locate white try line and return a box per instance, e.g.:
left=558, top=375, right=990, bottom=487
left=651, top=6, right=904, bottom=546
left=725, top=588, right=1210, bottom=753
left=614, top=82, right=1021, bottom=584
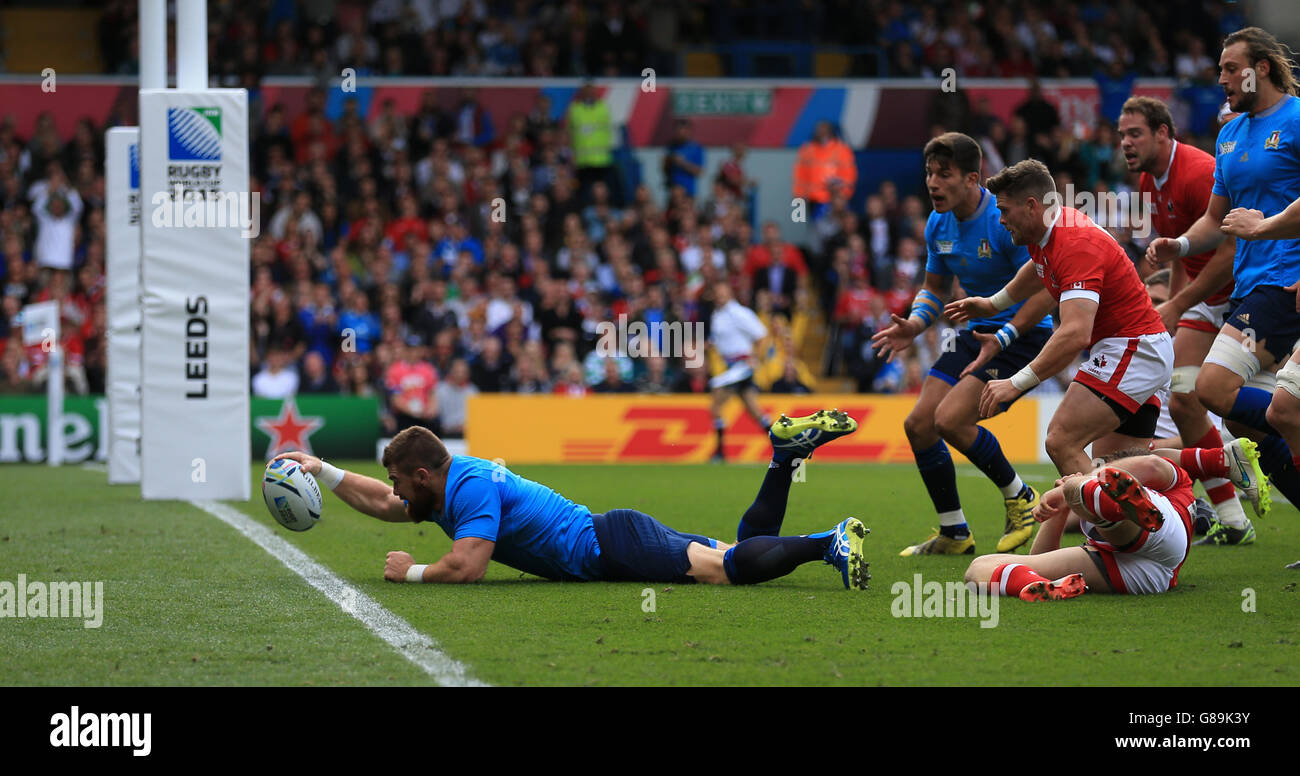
left=191, top=500, right=488, bottom=687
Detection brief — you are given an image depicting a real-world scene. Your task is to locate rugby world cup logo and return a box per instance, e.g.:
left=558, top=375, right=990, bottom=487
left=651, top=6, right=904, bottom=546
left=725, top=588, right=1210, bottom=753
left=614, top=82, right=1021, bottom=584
left=168, top=107, right=222, bottom=161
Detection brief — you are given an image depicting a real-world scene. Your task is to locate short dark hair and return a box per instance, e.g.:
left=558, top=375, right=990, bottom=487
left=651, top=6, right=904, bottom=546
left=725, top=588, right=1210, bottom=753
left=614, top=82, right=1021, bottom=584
left=985, top=159, right=1056, bottom=203
left=923, top=132, right=983, bottom=177
left=381, top=426, right=451, bottom=475
left=1144, top=268, right=1172, bottom=288
left=1121, top=96, right=1176, bottom=137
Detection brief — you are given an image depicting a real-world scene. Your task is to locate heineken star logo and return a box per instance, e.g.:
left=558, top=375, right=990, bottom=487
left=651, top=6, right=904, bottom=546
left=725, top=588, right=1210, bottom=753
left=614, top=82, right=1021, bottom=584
left=256, top=397, right=324, bottom=458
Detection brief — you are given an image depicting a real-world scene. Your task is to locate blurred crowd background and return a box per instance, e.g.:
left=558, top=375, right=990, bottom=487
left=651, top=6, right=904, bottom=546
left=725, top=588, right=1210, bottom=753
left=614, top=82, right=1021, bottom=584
left=0, top=0, right=1257, bottom=437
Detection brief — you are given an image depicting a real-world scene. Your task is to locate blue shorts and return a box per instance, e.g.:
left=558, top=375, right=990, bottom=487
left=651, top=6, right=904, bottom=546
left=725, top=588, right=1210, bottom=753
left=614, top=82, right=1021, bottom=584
left=1224, top=285, right=1300, bottom=365
left=590, top=509, right=718, bottom=584
left=929, top=325, right=1053, bottom=391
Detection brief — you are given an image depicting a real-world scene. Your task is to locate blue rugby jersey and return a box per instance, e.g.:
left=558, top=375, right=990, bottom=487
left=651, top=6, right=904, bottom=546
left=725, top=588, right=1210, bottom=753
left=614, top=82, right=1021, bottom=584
left=924, top=188, right=1054, bottom=330
left=1212, top=95, right=1300, bottom=297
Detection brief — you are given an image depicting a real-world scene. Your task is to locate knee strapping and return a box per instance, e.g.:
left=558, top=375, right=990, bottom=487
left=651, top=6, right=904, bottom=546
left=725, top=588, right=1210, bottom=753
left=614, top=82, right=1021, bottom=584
left=1277, top=360, right=1300, bottom=400
left=1170, top=366, right=1199, bottom=394
left=1204, top=333, right=1261, bottom=381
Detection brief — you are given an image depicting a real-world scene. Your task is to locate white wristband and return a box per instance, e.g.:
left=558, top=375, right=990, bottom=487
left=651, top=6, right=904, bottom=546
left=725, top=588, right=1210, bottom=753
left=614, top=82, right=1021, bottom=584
left=989, top=289, right=1015, bottom=312
left=406, top=564, right=428, bottom=583
left=317, top=460, right=345, bottom=490
left=1175, top=235, right=1191, bottom=258
left=1010, top=366, right=1041, bottom=392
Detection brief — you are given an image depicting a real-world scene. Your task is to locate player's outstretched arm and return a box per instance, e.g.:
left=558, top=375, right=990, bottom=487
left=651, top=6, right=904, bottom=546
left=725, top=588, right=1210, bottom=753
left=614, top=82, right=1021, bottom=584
left=1148, top=193, right=1230, bottom=267
left=959, top=287, right=1056, bottom=378
left=944, top=260, right=1038, bottom=323
left=271, top=451, right=410, bottom=522
left=1222, top=197, right=1300, bottom=241
left=1159, top=238, right=1235, bottom=330
left=384, top=538, right=494, bottom=583
left=977, top=297, right=1095, bottom=417
left=871, top=271, right=949, bottom=361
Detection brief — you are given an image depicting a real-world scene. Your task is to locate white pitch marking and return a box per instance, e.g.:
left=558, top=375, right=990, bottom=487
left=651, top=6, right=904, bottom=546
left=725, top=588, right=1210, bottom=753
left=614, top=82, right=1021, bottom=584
left=191, top=499, right=487, bottom=687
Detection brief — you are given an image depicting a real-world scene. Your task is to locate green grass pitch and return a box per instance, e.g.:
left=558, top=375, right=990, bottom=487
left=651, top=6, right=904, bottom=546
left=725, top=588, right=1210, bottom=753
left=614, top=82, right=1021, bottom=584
left=2, top=460, right=1297, bottom=686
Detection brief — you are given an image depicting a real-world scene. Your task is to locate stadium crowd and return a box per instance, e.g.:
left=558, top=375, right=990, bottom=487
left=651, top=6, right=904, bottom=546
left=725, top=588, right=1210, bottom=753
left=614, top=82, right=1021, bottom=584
left=0, top=0, right=1249, bottom=438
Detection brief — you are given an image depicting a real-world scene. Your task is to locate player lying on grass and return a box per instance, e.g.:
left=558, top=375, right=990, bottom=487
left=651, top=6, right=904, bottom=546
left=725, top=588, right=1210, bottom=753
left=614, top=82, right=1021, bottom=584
left=273, top=409, right=870, bottom=589
left=965, top=440, right=1267, bottom=600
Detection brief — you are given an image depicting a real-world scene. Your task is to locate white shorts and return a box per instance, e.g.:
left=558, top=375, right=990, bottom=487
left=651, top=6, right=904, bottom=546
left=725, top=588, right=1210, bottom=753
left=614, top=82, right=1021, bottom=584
left=1074, top=332, right=1174, bottom=414
left=1084, top=488, right=1193, bottom=595
left=1177, top=300, right=1230, bottom=334
left=709, top=361, right=755, bottom=390
left=1152, top=386, right=1180, bottom=440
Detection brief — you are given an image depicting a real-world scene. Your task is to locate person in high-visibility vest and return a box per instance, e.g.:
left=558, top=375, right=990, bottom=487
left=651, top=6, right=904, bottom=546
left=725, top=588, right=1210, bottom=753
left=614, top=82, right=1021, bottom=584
left=568, top=81, right=618, bottom=206
left=792, top=120, right=857, bottom=216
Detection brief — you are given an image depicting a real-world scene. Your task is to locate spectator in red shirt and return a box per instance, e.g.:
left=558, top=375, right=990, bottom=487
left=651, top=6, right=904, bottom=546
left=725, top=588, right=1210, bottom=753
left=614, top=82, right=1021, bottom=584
left=884, top=271, right=917, bottom=319
left=386, top=193, right=428, bottom=249
left=289, top=88, right=337, bottom=165
left=385, top=338, right=439, bottom=431
left=835, top=268, right=877, bottom=327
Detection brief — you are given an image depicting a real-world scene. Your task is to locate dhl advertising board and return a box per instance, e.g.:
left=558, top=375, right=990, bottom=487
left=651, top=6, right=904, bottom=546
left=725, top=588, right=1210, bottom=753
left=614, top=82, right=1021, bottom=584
left=467, top=395, right=1048, bottom=464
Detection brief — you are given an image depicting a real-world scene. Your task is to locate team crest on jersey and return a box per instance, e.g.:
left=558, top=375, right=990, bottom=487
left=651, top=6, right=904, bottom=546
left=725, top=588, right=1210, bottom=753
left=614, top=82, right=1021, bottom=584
left=1220, top=141, right=1236, bottom=153
left=978, top=239, right=992, bottom=258
left=936, top=240, right=955, bottom=253
left=1093, top=354, right=1108, bottom=369
left=1266, top=130, right=1282, bottom=149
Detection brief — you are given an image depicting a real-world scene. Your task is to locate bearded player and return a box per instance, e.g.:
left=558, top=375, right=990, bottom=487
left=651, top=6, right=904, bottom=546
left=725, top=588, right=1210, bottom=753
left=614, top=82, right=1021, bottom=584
left=273, top=410, right=871, bottom=589
left=1119, top=95, right=1258, bottom=544
left=946, top=159, right=1173, bottom=476
left=1149, top=27, right=1300, bottom=544
left=872, top=133, right=1057, bottom=557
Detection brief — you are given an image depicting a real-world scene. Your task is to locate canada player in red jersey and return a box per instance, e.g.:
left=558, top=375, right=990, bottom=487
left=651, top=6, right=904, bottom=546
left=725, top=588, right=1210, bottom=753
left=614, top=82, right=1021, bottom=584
left=946, top=159, right=1174, bottom=476
left=964, top=441, right=1266, bottom=599
left=1119, top=96, right=1257, bottom=544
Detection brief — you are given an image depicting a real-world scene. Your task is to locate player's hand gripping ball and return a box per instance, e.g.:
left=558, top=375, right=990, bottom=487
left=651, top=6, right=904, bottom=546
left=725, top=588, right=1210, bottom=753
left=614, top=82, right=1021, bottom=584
left=262, top=458, right=323, bottom=531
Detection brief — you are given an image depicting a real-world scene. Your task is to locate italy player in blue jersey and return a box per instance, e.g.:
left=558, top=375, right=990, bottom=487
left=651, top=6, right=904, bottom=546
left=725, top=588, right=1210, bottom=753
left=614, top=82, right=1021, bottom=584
left=1150, top=26, right=1300, bottom=542
left=871, top=133, right=1057, bottom=556
left=272, top=410, right=869, bottom=589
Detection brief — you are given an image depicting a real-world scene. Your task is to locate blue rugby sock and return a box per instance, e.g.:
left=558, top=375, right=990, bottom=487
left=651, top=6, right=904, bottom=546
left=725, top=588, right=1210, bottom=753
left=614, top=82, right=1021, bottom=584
left=1255, top=434, right=1300, bottom=504
left=737, top=457, right=797, bottom=541
left=722, top=535, right=829, bottom=585
left=915, top=440, right=961, bottom=515
left=959, top=426, right=1019, bottom=493
left=1229, top=387, right=1280, bottom=436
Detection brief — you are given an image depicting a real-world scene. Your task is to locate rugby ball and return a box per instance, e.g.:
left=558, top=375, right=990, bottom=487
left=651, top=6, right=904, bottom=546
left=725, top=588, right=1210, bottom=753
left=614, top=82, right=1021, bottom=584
left=261, top=459, right=323, bottom=532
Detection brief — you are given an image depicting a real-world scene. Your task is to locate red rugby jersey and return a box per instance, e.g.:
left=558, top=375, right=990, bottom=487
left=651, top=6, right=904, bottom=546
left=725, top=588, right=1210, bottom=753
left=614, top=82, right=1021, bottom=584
left=1028, top=207, right=1166, bottom=345
left=1138, top=141, right=1233, bottom=305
